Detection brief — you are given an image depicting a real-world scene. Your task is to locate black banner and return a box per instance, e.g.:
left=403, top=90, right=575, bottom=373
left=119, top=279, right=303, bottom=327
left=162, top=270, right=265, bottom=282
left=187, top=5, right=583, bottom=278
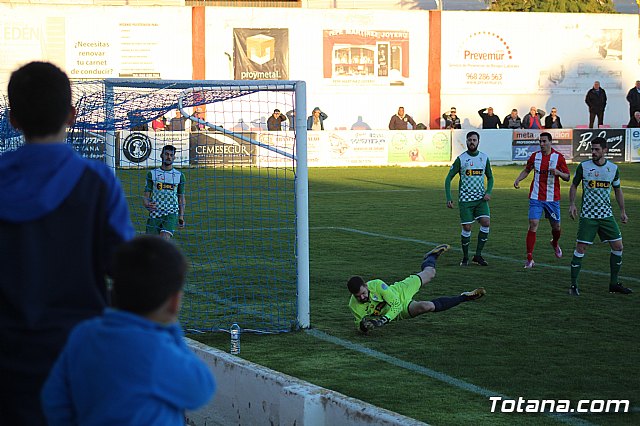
left=572, top=129, right=625, bottom=162
left=189, top=132, right=257, bottom=166
left=233, top=28, right=289, bottom=80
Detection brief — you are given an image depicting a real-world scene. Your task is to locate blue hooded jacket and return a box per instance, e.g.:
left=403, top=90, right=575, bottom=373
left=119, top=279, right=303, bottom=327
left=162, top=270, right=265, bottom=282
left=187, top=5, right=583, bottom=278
left=0, top=142, right=135, bottom=425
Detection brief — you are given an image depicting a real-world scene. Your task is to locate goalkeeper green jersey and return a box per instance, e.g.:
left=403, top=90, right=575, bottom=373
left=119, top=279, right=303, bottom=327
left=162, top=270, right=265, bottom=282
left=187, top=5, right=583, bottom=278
left=573, top=159, right=620, bottom=219
left=445, top=151, right=493, bottom=202
left=144, top=168, right=185, bottom=218
left=348, top=277, right=419, bottom=328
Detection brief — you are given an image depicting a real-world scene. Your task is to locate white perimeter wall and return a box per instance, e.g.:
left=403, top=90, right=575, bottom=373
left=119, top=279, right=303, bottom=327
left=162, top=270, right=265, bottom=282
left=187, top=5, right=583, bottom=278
left=1, top=5, right=640, bottom=130
left=185, top=339, right=428, bottom=426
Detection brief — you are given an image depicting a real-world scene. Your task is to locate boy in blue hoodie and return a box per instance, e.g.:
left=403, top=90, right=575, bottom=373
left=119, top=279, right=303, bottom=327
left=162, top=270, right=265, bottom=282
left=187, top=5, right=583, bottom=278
left=0, top=61, right=135, bottom=425
left=42, top=235, right=216, bottom=425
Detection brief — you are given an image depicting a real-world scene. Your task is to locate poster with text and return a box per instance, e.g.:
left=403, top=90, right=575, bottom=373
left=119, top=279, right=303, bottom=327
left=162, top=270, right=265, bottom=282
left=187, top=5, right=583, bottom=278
left=0, top=5, right=192, bottom=84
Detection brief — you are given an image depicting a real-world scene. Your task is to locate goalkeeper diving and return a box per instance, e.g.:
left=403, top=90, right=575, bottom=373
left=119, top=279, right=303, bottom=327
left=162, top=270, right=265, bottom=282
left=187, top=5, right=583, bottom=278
left=347, top=244, right=486, bottom=333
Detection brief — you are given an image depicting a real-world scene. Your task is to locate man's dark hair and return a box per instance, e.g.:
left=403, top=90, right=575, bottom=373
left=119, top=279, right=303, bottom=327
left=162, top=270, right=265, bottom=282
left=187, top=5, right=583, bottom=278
left=466, top=131, right=480, bottom=140
left=592, top=136, right=607, bottom=149
left=274, top=109, right=280, bottom=113
left=162, top=145, right=176, bottom=155
left=112, top=235, right=188, bottom=315
left=540, top=132, right=553, bottom=142
left=8, top=61, right=72, bottom=139
left=347, top=276, right=366, bottom=294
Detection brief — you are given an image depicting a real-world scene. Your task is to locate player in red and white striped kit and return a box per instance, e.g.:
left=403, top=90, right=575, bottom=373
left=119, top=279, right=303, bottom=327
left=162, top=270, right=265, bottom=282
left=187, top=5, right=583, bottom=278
left=513, top=132, right=570, bottom=269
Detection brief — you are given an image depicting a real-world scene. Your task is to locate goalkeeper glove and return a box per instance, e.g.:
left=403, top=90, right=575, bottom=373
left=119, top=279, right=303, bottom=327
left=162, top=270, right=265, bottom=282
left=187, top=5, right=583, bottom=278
left=371, top=316, right=389, bottom=327
left=359, top=316, right=389, bottom=333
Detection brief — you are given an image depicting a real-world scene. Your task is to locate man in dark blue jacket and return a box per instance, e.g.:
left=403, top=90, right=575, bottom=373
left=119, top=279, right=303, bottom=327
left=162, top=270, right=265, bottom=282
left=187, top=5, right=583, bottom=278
left=585, top=80, right=607, bottom=128
left=0, top=61, right=135, bottom=425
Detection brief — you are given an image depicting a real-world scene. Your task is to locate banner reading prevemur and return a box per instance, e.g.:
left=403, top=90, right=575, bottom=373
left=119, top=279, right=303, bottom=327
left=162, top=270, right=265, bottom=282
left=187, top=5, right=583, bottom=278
left=233, top=28, right=289, bottom=80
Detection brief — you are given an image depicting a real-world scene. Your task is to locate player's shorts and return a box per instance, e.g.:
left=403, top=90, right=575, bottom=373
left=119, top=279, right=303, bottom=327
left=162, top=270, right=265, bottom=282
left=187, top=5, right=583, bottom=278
left=576, top=216, right=622, bottom=244
left=528, top=199, right=561, bottom=223
left=459, top=199, right=490, bottom=225
left=391, top=275, right=422, bottom=320
left=146, top=213, right=179, bottom=236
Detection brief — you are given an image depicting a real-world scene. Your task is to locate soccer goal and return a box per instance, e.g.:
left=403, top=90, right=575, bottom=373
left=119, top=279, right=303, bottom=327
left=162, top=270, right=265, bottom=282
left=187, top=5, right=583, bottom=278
left=68, top=78, right=309, bottom=333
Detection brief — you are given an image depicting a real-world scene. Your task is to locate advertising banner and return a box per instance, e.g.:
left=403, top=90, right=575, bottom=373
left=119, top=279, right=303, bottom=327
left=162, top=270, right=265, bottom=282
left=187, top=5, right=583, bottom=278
left=254, top=132, right=296, bottom=168
left=70, top=131, right=106, bottom=161
left=325, top=131, right=389, bottom=166
left=118, top=131, right=190, bottom=168
left=189, top=132, right=257, bottom=166
left=305, top=131, right=449, bottom=166
left=572, top=129, right=626, bottom=162
left=306, top=131, right=388, bottom=167
left=0, top=6, right=192, bottom=83
left=233, top=28, right=289, bottom=80
left=441, top=12, right=632, bottom=95
left=387, top=131, right=451, bottom=164
left=627, top=128, right=640, bottom=162
left=511, top=129, right=573, bottom=161
left=322, top=30, right=410, bottom=86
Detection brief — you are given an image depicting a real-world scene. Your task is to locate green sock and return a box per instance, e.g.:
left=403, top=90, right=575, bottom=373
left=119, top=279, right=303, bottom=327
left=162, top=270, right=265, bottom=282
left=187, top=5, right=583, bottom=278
left=571, top=253, right=583, bottom=286
left=461, top=235, right=471, bottom=259
left=610, top=252, right=622, bottom=285
left=476, top=231, right=489, bottom=257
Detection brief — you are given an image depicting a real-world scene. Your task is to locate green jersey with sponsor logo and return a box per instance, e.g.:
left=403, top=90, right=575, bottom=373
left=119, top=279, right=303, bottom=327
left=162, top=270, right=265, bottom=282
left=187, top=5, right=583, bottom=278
left=144, top=168, right=185, bottom=218
left=445, top=151, right=494, bottom=202
left=573, top=159, right=620, bottom=219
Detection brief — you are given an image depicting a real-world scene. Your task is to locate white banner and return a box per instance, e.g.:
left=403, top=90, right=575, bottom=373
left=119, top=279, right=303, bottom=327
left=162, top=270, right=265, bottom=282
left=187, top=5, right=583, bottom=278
left=119, top=131, right=190, bottom=168
left=441, top=12, right=637, bottom=95
left=0, top=5, right=192, bottom=83
left=451, top=129, right=513, bottom=162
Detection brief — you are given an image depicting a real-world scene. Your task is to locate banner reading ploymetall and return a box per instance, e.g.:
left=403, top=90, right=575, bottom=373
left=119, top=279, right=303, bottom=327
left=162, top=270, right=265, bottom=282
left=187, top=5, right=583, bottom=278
left=233, top=28, right=289, bottom=80
left=572, top=129, right=626, bottom=162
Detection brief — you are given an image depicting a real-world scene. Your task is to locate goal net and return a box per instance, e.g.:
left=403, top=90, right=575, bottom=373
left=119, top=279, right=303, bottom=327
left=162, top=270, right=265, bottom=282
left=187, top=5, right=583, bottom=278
left=2, top=79, right=309, bottom=334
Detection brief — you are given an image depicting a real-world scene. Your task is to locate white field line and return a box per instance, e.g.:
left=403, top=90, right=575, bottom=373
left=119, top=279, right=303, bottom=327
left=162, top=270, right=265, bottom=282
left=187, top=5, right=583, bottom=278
left=306, top=329, right=597, bottom=426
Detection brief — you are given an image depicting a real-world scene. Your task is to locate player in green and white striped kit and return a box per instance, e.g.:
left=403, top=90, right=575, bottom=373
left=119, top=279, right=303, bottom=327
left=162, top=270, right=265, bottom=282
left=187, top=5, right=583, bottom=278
left=143, top=145, right=186, bottom=240
left=444, top=131, right=494, bottom=266
left=568, top=137, right=631, bottom=296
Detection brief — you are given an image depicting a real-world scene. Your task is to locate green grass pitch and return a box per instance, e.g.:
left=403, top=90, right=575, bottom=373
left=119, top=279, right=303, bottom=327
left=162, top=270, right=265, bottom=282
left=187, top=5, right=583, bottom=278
left=134, top=164, right=638, bottom=425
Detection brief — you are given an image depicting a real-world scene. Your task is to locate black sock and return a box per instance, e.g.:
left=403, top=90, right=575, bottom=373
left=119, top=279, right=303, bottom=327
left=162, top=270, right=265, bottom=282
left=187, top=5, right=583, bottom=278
left=431, top=295, right=466, bottom=312
left=422, top=254, right=437, bottom=269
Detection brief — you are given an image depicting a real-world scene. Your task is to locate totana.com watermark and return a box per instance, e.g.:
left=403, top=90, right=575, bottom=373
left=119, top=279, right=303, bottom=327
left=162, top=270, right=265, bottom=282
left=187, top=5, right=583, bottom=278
left=489, top=396, right=630, bottom=413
